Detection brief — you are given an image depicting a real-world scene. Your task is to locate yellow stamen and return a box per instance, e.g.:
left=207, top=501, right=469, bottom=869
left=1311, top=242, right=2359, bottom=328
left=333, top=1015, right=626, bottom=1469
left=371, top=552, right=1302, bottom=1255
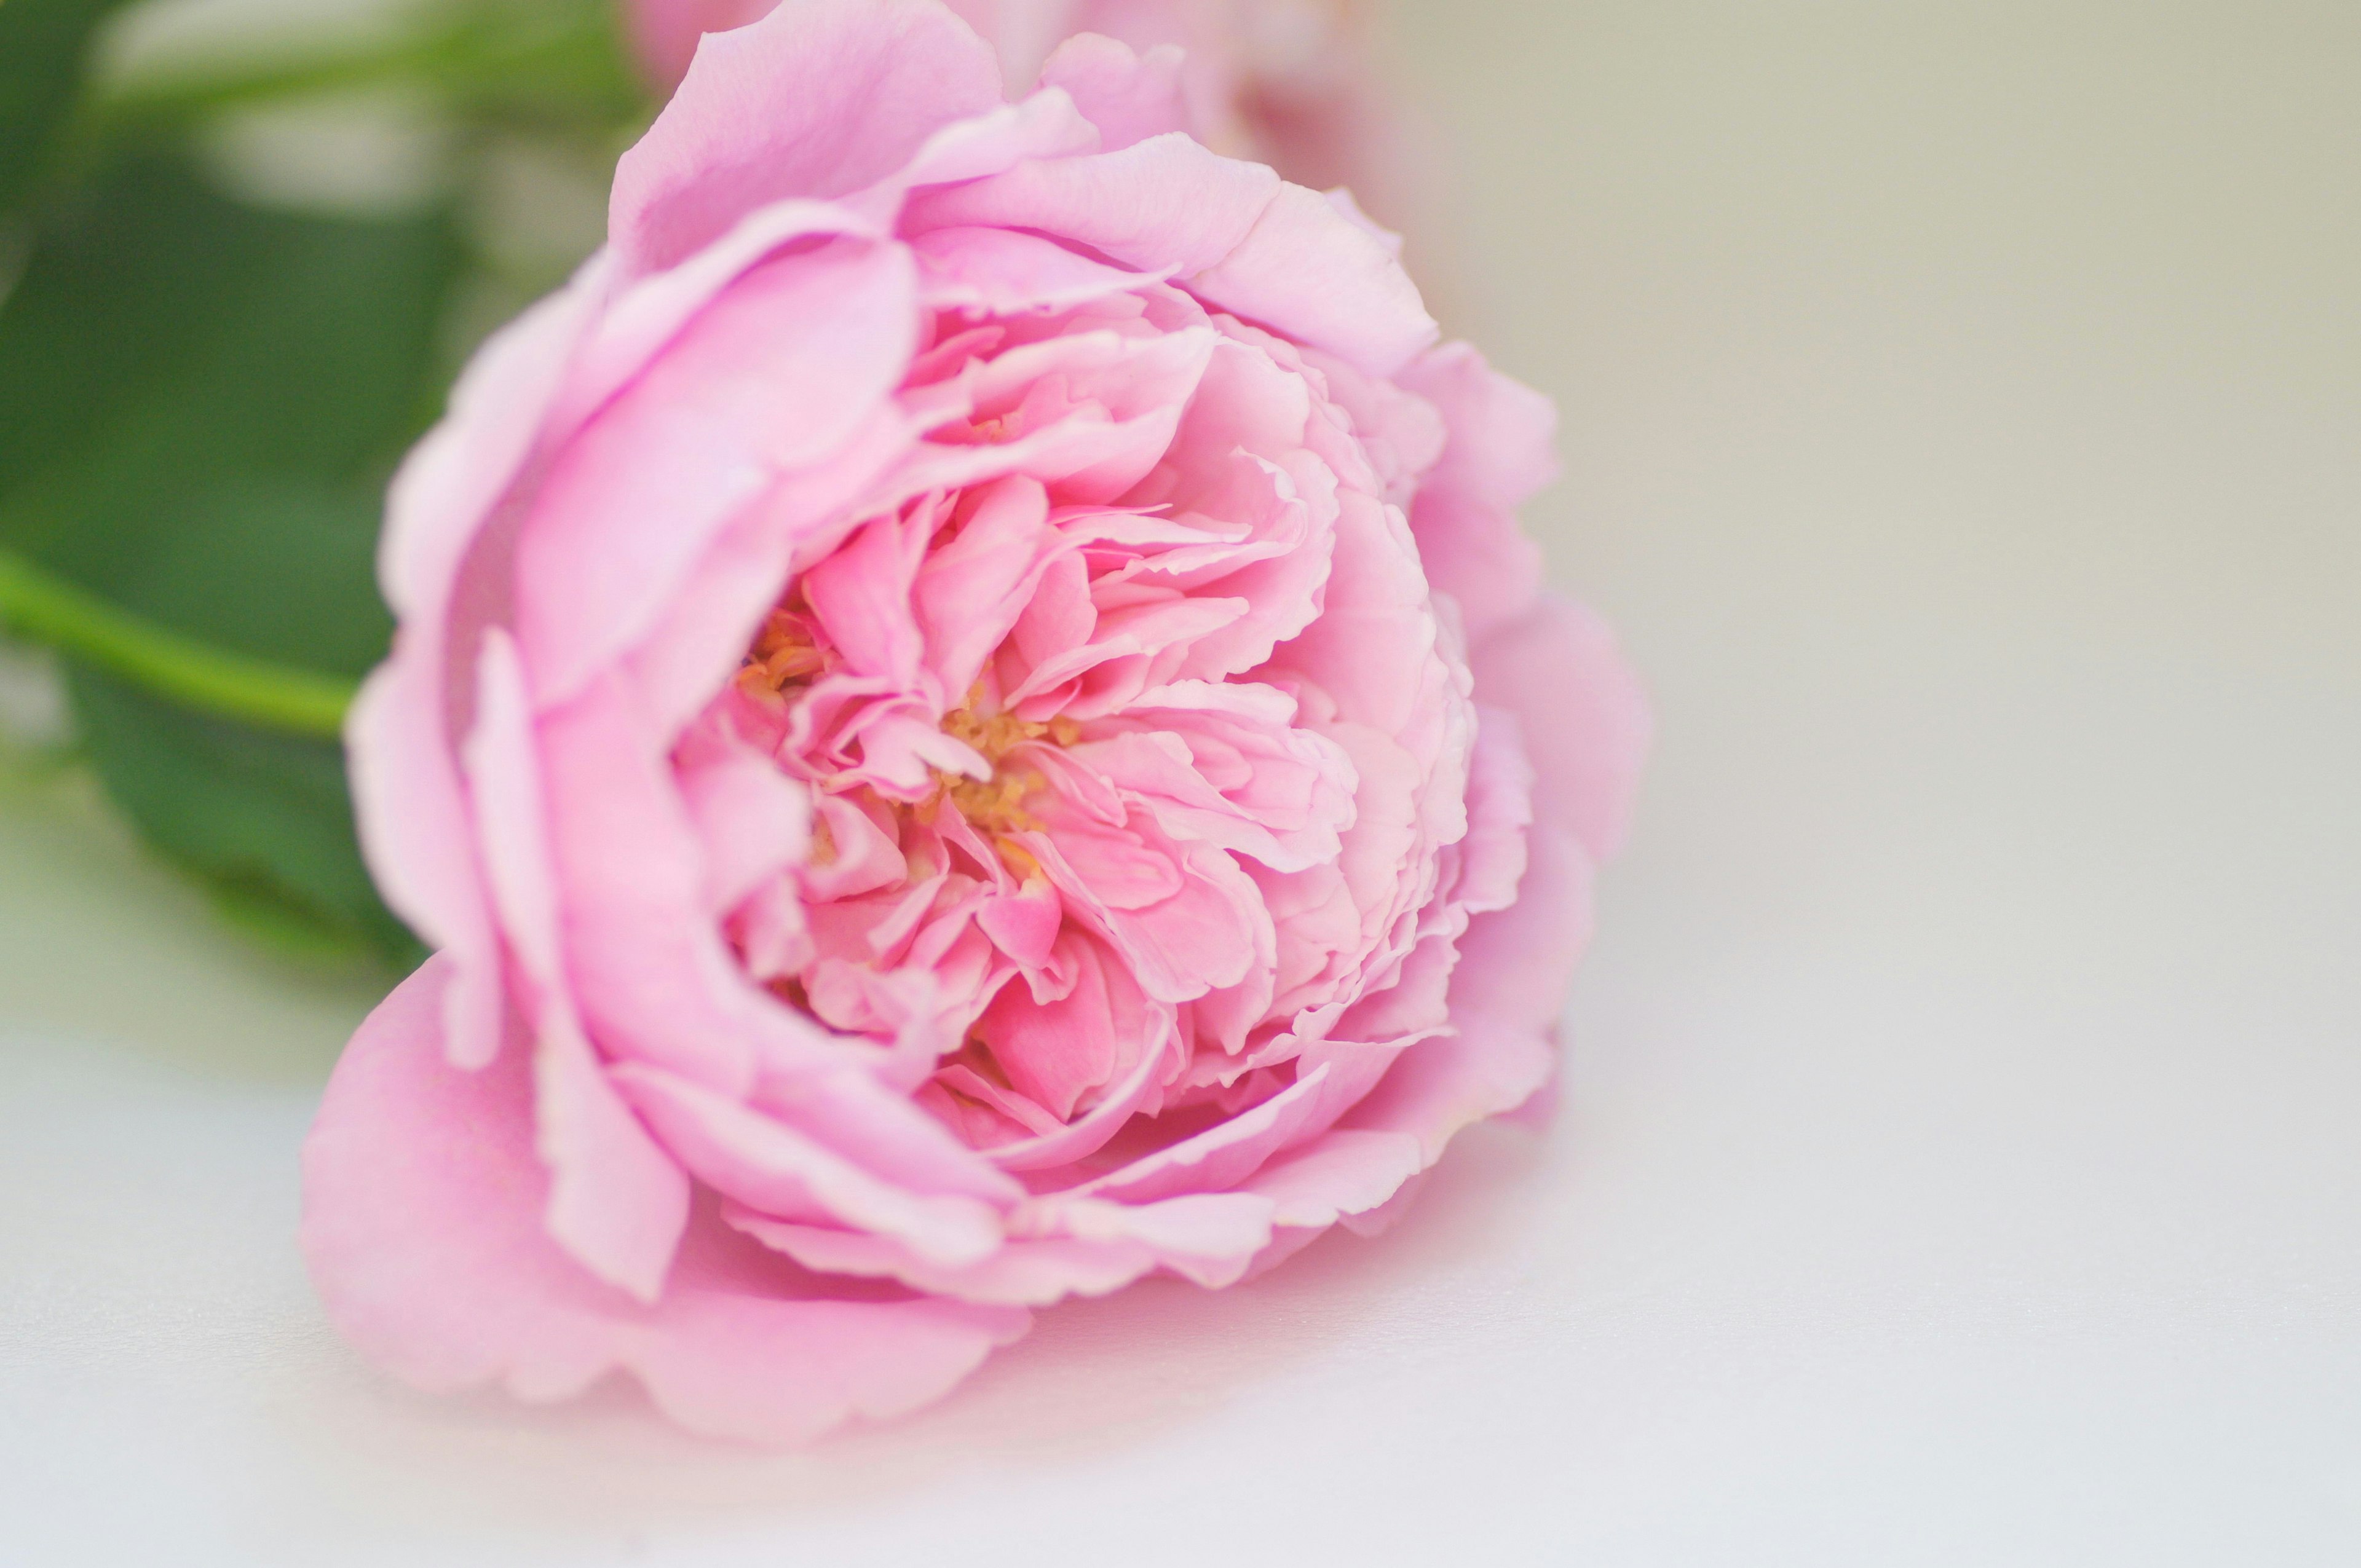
left=935, top=766, right=1045, bottom=837
left=940, top=703, right=1053, bottom=765
left=740, top=610, right=828, bottom=698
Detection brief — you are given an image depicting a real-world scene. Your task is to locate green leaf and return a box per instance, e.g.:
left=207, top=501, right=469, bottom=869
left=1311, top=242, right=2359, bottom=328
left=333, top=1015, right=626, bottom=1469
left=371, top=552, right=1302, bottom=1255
left=68, top=665, right=423, bottom=964
left=87, top=0, right=649, bottom=156
left=0, top=156, right=461, bottom=961
left=0, top=0, right=136, bottom=215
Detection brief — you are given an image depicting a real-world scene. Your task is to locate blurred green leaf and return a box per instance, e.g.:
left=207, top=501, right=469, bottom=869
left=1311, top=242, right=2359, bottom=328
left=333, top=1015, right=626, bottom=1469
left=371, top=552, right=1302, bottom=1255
left=0, top=156, right=461, bottom=961
left=0, top=0, right=136, bottom=215
left=69, top=666, right=422, bottom=963
left=87, top=0, right=648, bottom=155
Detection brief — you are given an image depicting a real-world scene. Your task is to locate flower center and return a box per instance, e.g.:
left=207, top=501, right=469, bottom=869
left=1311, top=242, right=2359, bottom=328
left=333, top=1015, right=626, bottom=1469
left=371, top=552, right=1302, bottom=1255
left=932, top=696, right=1080, bottom=861
left=736, top=601, right=1085, bottom=877
left=735, top=607, right=826, bottom=703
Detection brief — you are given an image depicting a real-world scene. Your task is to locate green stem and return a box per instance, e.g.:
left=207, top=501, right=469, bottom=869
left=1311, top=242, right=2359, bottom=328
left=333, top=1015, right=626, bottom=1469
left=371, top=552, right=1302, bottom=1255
left=0, top=547, right=356, bottom=739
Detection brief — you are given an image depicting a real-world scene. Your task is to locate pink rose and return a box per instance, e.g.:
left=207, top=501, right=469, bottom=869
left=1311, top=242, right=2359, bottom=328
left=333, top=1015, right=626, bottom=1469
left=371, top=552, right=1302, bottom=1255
left=625, top=0, right=1418, bottom=225
left=303, top=0, right=1646, bottom=1443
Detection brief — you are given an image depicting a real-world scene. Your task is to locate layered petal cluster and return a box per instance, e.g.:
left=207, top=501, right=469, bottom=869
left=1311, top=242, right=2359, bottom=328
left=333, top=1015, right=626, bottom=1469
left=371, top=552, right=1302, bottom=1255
left=626, top=0, right=1417, bottom=224
left=304, top=0, right=1646, bottom=1443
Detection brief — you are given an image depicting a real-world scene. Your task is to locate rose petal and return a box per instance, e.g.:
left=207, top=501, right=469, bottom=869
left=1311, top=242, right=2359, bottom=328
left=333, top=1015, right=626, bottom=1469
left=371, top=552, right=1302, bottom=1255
left=1468, top=592, right=1652, bottom=861
left=614, top=0, right=1004, bottom=272
left=301, top=959, right=1028, bottom=1444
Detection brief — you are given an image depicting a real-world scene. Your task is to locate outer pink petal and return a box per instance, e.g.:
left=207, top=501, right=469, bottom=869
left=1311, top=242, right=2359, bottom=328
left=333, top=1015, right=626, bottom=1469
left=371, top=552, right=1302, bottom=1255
left=1348, top=824, right=1591, bottom=1163
left=731, top=1213, right=1163, bottom=1306
left=1045, top=1189, right=1276, bottom=1287
left=872, top=84, right=1104, bottom=211
left=515, top=237, right=919, bottom=709
left=1449, top=703, right=1537, bottom=917
left=1395, top=342, right=1554, bottom=643
left=458, top=630, right=695, bottom=1302
left=555, top=199, right=879, bottom=444
left=459, top=631, right=563, bottom=991
left=538, top=676, right=862, bottom=1093
left=613, top=0, right=1006, bottom=273
left=1186, top=179, right=1438, bottom=378
left=625, top=400, right=922, bottom=738
left=1074, top=1039, right=1406, bottom=1207
left=937, top=0, right=1077, bottom=90
left=912, top=225, right=1169, bottom=314
left=627, top=0, right=777, bottom=91
left=301, top=959, right=1030, bottom=1444
left=534, top=1009, right=694, bottom=1302
left=350, top=258, right=611, bottom=1071
left=906, top=130, right=1434, bottom=376
left=1037, top=32, right=1188, bottom=151
left=1342, top=591, right=1643, bottom=1157
left=904, top=131, right=1279, bottom=275
left=734, top=1181, right=1277, bottom=1301
left=611, top=1063, right=1006, bottom=1267
left=1241, top=1127, right=1426, bottom=1229
left=1467, top=591, right=1651, bottom=861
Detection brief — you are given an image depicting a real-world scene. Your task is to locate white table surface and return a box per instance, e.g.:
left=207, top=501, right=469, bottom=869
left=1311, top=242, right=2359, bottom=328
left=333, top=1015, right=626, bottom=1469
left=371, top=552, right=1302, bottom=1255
left=5, top=2, right=2358, bottom=1562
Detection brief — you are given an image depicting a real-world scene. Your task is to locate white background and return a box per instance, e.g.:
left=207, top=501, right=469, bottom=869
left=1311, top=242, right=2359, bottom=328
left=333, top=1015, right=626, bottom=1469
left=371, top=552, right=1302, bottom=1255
left=4, top=1, right=2357, bottom=1562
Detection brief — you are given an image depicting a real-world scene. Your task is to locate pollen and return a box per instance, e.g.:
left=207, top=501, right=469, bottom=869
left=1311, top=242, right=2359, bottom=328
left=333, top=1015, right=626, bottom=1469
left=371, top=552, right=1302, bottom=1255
left=937, top=766, right=1045, bottom=837
left=737, top=609, right=827, bottom=701
left=932, top=690, right=1082, bottom=843
left=940, top=704, right=1038, bottom=762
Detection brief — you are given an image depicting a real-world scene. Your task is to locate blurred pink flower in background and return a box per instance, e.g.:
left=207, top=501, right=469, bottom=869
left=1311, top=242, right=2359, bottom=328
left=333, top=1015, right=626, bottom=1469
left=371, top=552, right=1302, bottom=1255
left=301, top=0, right=1644, bottom=1443
left=625, top=0, right=1424, bottom=227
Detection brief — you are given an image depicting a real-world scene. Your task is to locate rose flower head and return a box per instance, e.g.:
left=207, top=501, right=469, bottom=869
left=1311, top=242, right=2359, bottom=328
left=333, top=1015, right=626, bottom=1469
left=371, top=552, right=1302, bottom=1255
left=302, top=0, right=1647, bottom=1443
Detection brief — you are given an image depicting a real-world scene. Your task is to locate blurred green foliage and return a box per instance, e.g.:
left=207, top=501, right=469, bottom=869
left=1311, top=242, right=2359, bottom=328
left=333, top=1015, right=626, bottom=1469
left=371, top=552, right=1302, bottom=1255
left=0, top=0, right=136, bottom=213
left=0, top=0, right=651, bottom=968
left=0, top=156, right=457, bottom=961
left=82, top=0, right=648, bottom=157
